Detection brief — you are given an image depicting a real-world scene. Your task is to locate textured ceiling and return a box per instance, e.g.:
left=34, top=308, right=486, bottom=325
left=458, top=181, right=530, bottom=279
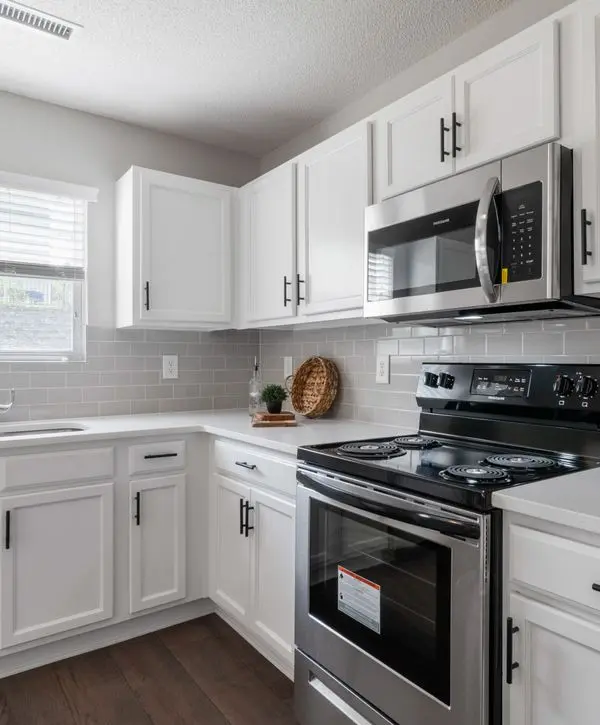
left=0, top=0, right=515, bottom=156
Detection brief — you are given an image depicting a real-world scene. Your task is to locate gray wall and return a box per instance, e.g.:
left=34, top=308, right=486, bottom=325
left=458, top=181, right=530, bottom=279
left=260, top=0, right=575, bottom=171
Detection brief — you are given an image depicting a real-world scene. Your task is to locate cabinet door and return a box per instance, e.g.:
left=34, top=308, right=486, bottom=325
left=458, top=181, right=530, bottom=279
left=507, top=593, right=600, bottom=725
left=297, top=123, right=372, bottom=316
left=454, top=20, right=559, bottom=173
left=373, top=76, right=454, bottom=201
left=129, top=474, right=186, bottom=614
left=249, top=488, right=295, bottom=666
left=239, top=163, right=297, bottom=323
left=0, top=483, right=113, bottom=648
left=138, top=168, right=233, bottom=326
left=211, top=475, right=251, bottom=620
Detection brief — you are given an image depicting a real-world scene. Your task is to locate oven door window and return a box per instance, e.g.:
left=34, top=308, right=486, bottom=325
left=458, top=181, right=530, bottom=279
left=367, top=200, right=499, bottom=302
left=309, top=499, right=451, bottom=705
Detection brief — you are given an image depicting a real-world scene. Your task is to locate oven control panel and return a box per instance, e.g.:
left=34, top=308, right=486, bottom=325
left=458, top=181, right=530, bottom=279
left=417, top=363, right=600, bottom=412
left=501, top=181, right=543, bottom=284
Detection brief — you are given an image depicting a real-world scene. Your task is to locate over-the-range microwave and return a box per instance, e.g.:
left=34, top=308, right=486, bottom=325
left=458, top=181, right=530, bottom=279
left=364, top=142, right=600, bottom=326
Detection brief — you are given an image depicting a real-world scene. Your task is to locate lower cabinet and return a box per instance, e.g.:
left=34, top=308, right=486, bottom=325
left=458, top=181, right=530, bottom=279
left=0, top=483, right=114, bottom=648
left=211, top=473, right=295, bottom=670
left=507, top=592, right=600, bottom=725
left=129, top=474, right=186, bottom=613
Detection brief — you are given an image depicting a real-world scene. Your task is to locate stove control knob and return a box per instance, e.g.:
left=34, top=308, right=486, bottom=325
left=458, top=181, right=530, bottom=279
left=553, top=374, right=574, bottom=397
left=575, top=376, right=598, bottom=398
left=423, top=372, right=439, bottom=388
left=438, top=372, right=455, bottom=389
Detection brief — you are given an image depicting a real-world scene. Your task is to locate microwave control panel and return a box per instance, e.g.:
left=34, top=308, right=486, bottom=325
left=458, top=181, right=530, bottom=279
left=501, top=181, right=543, bottom=284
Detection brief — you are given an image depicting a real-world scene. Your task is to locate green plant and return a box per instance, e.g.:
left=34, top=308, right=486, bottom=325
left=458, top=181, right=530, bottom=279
left=260, top=384, right=288, bottom=404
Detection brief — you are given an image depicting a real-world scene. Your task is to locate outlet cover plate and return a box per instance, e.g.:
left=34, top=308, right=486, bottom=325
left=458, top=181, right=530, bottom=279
left=284, top=356, right=293, bottom=380
left=376, top=355, right=390, bottom=384
left=162, top=354, right=179, bottom=379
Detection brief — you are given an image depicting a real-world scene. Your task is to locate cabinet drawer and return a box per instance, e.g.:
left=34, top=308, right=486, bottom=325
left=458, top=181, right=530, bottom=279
left=128, top=440, right=186, bottom=475
left=509, top=524, right=600, bottom=612
left=0, top=447, right=114, bottom=492
left=213, top=440, right=296, bottom=497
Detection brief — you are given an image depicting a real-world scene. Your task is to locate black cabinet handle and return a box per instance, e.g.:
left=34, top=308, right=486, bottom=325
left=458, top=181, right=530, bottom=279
left=283, top=276, right=292, bottom=306
left=296, top=274, right=305, bottom=305
left=452, top=112, right=462, bottom=157
left=582, top=209, right=593, bottom=265
left=593, top=583, right=600, bottom=592
left=144, top=453, right=178, bottom=460
left=235, top=461, right=257, bottom=470
left=134, top=492, right=141, bottom=526
left=5, top=510, right=10, bottom=550
left=144, top=281, right=150, bottom=310
left=506, top=617, right=520, bottom=684
left=243, top=501, right=255, bottom=538
left=440, top=118, right=450, bottom=163
left=239, top=498, right=245, bottom=535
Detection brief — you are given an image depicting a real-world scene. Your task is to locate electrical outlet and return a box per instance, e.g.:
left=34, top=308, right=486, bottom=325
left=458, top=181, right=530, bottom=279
left=283, top=356, right=293, bottom=380
left=376, top=355, right=390, bottom=384
left=162, top=354, right=179, bottom=379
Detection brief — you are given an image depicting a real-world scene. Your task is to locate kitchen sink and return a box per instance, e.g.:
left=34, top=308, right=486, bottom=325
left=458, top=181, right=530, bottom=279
left=0, top=422, right=87, bottom=438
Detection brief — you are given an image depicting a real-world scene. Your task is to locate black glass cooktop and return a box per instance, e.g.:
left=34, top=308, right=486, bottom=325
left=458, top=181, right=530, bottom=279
left=298, top=434, right=597, bottom=511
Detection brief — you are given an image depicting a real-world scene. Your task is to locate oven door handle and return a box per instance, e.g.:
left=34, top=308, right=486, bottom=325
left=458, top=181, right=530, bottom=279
left=298, top=469, right=480, bottom=541
left=474, top=176, right=501, bottom=304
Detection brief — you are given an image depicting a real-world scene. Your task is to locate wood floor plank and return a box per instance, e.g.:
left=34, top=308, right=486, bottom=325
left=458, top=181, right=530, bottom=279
left=160, top=617, right=297, bottom=725
left=0, top=666, right=76, bottom=725
left=109, top=632, right=230, bottom=725
left=54, top=647, right=153, bottom=725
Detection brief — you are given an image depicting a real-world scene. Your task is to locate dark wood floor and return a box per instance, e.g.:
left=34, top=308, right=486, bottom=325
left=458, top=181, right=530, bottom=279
left=0, top=615, right=298, bottom=725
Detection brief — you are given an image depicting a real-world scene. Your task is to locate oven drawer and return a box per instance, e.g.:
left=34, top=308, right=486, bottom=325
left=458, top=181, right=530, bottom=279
left=509, top=524, right=600, bottom=612
left=295, top=650, right=396, bottom=725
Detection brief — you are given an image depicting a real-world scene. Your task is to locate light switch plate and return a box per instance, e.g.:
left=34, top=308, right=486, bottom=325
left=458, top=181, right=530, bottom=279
left=162, top=354, right=179, bottom=379
left=376, top=355, right=390, bottom=384
left=284, top=356, right=293, bottom=380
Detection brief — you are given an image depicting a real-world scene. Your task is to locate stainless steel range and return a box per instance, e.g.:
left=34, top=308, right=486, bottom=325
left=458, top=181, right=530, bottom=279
left=294, top=362, right=600, bottom=725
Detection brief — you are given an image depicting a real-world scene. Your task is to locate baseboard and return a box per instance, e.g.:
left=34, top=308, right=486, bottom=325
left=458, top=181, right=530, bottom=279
left=216, top=607, right=294, bottom=681
left=0, top=599, right=215, bottom=679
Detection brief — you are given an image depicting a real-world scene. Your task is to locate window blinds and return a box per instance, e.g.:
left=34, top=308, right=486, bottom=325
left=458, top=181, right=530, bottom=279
left=0, top=186, right=86, bottom=280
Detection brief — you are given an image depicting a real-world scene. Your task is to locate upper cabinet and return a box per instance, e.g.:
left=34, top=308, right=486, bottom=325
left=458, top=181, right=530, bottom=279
left=238, top=163, right=297, bottom=324
left=374, top=77, right=454, bottom=201
left=373, top=20, right=559, bottom=202
left=297, top=122, right=372, bottom=316
left=453, top=20, right=559, bottom=173
left=116, top=167, right=234, bottom=329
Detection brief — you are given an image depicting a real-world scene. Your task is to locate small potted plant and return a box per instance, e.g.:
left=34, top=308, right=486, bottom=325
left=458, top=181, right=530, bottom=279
left=260, top=384, right=288, bottom=414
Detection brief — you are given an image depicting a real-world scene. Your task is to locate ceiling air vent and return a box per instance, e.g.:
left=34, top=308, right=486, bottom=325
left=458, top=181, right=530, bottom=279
left=0, top=1, right=80, bottom=39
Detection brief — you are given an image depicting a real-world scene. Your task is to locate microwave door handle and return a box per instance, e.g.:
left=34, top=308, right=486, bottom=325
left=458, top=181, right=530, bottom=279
left=298, top=470, right=480, bottom=541
left=474, top=176, right=501, bottom=303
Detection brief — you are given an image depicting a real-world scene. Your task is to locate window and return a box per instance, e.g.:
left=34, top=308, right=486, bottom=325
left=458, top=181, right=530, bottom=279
left=0, top=172, right=98, bottom=361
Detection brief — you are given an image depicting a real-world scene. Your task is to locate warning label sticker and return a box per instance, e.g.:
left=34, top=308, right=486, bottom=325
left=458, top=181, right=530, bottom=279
left=337, top=565, right=381, bottom=634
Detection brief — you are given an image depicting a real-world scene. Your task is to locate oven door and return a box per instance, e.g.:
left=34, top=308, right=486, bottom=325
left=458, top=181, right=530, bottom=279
left=364, top=160, right=502, bottom=321
left=295, top=465, right=489, bottom=725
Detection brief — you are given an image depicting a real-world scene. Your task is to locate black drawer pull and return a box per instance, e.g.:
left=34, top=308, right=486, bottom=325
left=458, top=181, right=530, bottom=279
left=144, top=281, right=150, bottom=310
left=283, top=276, right=292, bottom=306
left=239, top=498, right=245, bottom=535
left=144, top=453, right=178, bottom=460
left=451, top=112, right=462, bottom=157
left=134, top=492, right=141, bottom=526
left=440, top=117, right=450, bottom=162
left=235, top=461, right=257, bottom=470
left=582, top=209, right=593, bottom=265
left=593, top=583, right=600, bottom=593
left=296, top=274, right=305, bottom=304
left=243, top=501, right=255, bottom=537
left=5, top=510, right=10, bottom=550
left=506, top=617, right=520, bottom=684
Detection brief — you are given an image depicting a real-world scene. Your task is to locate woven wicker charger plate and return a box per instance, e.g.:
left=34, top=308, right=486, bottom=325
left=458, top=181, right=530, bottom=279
left=290, top=357, right=339, bottom=418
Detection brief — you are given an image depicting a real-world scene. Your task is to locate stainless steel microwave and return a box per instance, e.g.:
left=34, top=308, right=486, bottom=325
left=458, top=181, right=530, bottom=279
left=364, top=143, right=600, bottom=325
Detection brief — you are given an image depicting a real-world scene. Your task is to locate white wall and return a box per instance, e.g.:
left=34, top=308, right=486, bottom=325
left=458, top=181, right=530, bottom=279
left=0, top=91, right=259, bottom=327
left=260, top=0, right=576, bottom=171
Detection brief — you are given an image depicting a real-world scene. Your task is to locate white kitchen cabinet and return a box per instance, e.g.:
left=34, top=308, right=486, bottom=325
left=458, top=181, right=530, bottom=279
left=297, top=123, right=372, bottom=315
left=212, top=474, right=252, bottom=620
left=249, top=487, right=295, bottom=664
left=129, top=474, right=186, bottom=614
left=507, top=592, right=600, bottom=725
left=0, top=483, right=114, bottom=648
left=374, top=77, right=454, bottom=201
left=116, top=166, right=234, bottom=329
left=239, top=163, right=297, bottom=324
left=454, top=20, right=559, bottom=173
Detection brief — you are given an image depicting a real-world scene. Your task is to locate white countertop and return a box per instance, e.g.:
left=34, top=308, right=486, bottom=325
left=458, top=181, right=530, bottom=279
left=493, top=466, right=600, bottom=535
left=0, top=410, right=405, bottom=456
